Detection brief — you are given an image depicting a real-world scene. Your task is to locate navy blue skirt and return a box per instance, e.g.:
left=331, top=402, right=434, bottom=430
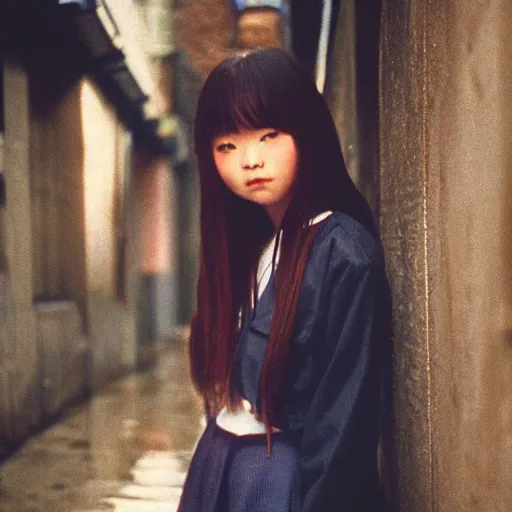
left=178, top=421, right=300, bottom=512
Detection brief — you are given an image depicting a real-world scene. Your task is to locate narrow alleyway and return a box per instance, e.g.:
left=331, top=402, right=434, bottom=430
left=0, top=336, right=204, bottom=512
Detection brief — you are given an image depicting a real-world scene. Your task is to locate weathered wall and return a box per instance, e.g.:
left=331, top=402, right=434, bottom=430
left=29, top=79, right=89, bottom=413
left=29, top=73, right=135, bottom=396
left=81, top=79, right=137, bottom=387
left=30, top=80, right=87, bottom=311
left=0, top=134, right=5, bottom=273
left=0, top=62, right=39, bottom=451
left=103, top=0, right=181, bottom=349
left=35, top=302, right=87, bottom=416
left=380, top=1, right=512, bottom=510
left=324, top=0, right=358, bottom=181
left=324, top=0, right=381, bottom=215
left=134, top=154, right=177, bottom=359
left=1, top=0, right=171, bottom=453
left=0, top=276, right=16, bottom=453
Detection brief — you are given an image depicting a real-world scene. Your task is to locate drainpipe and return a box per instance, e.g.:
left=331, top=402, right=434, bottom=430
left=315, top=0, right=332, bottom=93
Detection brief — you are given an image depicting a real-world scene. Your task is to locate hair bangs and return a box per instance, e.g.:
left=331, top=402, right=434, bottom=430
left=196, top=54, right=298, bottom=145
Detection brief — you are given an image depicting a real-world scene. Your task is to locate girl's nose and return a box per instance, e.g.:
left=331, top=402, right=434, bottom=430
left=241, top=144, right=263, bottom=170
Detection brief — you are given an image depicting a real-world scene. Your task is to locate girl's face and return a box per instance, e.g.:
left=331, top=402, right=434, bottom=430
left=212, top=128, right=298, bottom=227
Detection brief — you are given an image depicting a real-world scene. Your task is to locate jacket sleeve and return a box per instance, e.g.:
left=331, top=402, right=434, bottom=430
left=298, top=257, right=390, bottom=512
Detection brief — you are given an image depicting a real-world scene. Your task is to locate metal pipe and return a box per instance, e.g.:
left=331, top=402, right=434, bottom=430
left=315, top=0, right=332, bottom=93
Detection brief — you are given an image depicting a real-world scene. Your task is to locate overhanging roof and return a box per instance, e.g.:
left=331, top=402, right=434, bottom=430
left=60, top=0, right=174, bottom=155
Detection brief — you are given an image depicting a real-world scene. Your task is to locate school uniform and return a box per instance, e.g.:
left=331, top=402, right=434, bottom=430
left=178, top=212, right=392, bottom=512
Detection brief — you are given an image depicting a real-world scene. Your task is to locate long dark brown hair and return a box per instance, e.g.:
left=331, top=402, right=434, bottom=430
left=190, top=48, right=375, bottom=448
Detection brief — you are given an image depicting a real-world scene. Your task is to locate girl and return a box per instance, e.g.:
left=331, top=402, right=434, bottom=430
left=178, top=48, right=392, bottom=512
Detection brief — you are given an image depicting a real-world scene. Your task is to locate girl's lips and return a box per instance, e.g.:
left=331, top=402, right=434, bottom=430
left=246, top=178, right=272, bottom=187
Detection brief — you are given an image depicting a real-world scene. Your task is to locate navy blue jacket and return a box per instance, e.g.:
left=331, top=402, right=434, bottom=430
left=235, top=212, right=392, bottom=512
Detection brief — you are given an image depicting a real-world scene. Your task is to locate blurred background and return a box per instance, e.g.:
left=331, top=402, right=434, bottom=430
left=0, top=1, right=511, bottom=511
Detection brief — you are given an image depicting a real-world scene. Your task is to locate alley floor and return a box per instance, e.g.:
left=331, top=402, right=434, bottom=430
left=0, top=338, right=205, bottom=512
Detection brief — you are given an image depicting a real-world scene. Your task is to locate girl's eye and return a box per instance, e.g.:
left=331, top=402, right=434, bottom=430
left=261, top=131, right=279, bottom=141
left=216, top=142, right=236, bottom=152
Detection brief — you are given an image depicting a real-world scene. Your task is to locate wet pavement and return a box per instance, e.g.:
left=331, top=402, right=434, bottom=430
left=0, top=336, right=205, bottom=512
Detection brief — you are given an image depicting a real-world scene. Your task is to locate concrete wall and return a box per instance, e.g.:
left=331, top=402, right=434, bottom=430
left=380, top=1, right=512, bottom=510
left=35, top=302, right=87, bottom=416
left=104, top=0, right=181, bottom=347
left=0, top=61, right=140, bottom=453
left=1, top=0, right=178, bottom=453
left=81, top=79, right=137, bottom=387
left=0, top=134, right=6, bottom=272
left=134, top=154, right=178, bottom=357
left=0, top=62, right=40, bottom=453
left=324, top=0, right=381, bottom=216
left=29, top=75, right=90, bottom=410
left=29, top=70, right=136, bottom=395
left=30, top=81, right=87, bottom=310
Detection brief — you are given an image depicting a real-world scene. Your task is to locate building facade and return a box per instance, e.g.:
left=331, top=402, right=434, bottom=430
left=0, top=0, right=180, bottom=456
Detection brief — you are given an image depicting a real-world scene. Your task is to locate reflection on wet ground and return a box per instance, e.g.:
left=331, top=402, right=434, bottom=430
left=0, top=339, right=204, bottom=511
